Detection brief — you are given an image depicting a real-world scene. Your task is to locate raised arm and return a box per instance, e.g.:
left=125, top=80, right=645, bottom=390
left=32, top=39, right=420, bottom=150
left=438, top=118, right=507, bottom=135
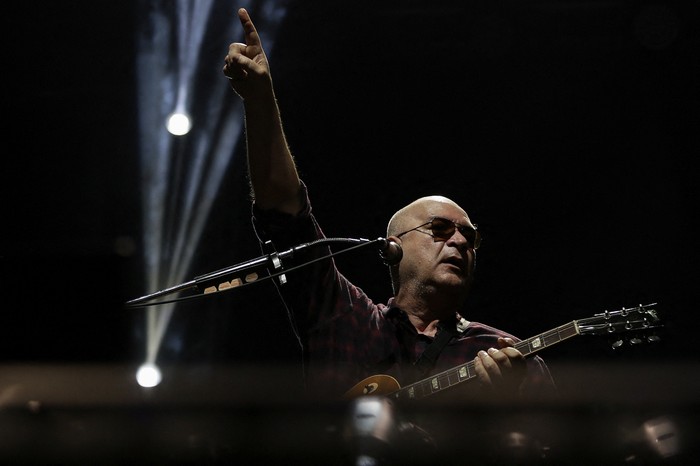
left=223, top=8, right=301, bottom=215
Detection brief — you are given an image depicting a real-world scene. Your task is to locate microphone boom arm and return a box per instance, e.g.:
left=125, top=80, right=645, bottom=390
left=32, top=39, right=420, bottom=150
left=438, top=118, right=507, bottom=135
left=125, top=237, right=392, bottom=308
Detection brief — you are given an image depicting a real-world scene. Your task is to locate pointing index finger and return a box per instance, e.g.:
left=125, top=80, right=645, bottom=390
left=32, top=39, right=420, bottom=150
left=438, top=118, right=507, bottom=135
left=238, top=8, right=261, bottom=47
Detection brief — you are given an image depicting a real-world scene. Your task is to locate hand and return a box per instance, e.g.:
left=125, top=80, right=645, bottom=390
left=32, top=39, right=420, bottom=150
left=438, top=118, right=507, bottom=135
left=223, top=8, right=271, bottom=99
left=473, top=337, right=527, bottom=397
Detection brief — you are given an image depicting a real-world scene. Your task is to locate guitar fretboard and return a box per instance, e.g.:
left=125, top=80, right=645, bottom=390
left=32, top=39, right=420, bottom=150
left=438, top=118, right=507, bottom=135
left=388, top=320, right=581, bottom=402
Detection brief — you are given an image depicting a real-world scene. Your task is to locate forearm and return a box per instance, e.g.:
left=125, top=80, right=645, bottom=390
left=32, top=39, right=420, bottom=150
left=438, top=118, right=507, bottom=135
left=223, top=7, right=302, bottom=215
left=243, top=88, right=301, bottom=215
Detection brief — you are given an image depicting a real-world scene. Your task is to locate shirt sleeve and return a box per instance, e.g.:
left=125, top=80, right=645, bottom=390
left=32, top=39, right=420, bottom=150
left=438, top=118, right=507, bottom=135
left=251, top=183, right=388, bottom=397
left=250, top=182, right=356, bottom=331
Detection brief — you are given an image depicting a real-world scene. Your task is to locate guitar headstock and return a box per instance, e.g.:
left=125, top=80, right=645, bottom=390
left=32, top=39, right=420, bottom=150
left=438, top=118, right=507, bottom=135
left=577, top=303, right=663, bottom=349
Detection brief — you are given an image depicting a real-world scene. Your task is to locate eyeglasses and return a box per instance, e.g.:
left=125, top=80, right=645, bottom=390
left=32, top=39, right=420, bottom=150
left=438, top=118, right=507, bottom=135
left=396, top=217, right=481, bottom=249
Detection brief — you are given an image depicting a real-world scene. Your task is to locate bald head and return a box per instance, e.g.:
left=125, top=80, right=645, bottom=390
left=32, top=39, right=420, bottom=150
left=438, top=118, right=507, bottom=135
left=385, top=195, right=476, bottom=303
left=387, top=196, right=466, bottom=237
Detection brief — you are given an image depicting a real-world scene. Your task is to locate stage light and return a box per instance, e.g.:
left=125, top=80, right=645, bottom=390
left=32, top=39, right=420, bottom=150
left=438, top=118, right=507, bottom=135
left=135, top=1, right=289, bottom=378
left=136, top=363, right=163, bottom=388
left=166, top=111, right=192, bottom=136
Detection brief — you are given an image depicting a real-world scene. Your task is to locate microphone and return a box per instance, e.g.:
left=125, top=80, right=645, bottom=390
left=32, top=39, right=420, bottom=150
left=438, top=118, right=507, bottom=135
left=377, top=238, right=402, bottom=266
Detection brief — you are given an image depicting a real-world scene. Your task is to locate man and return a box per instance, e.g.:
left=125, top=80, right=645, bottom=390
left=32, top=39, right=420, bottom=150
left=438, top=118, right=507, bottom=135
left=223, top=7, right=556, bottom=404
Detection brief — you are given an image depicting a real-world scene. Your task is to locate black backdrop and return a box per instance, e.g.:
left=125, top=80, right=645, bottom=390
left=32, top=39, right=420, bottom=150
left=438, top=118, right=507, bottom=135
left=2, top=0, right=699, bottom=463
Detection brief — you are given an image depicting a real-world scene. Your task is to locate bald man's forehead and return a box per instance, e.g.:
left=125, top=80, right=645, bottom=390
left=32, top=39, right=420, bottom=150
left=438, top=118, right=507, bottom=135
left=394, top=200, right=467, bottom=228
left=429, top=207, right=469, bottom=226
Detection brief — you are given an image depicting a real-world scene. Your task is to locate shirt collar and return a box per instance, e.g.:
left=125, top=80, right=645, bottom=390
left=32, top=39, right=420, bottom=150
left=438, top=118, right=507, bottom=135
left=384, top=298, right=470, bottom=334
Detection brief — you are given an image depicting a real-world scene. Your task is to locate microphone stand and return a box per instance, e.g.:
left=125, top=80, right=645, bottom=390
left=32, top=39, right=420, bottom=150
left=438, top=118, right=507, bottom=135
left=125, top=237, right=382, bottom=308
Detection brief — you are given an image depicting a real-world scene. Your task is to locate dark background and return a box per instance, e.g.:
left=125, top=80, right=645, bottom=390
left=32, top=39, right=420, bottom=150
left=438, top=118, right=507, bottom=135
left=4, top=0, right=697, bottom=363
left=2, top=0, right=699, bottom=463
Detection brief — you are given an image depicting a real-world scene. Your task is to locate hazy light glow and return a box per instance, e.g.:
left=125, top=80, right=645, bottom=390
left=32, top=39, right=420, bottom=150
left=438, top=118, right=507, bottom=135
left=136, top=363, right=163, bottom=388
left=135, top=0, right=288, bottom=379
left=166, top=111, right=192, bottom=135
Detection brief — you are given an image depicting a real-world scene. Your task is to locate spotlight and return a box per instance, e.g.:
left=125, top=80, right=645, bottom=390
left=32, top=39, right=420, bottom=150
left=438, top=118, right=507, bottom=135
left=136, top=362, right=162, bottom=388
left=166, top=111, right=192, bottom=136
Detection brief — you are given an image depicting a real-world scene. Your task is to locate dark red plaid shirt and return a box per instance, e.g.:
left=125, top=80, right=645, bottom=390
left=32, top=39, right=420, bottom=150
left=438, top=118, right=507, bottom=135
left=253, top=183, right=557, bottom=402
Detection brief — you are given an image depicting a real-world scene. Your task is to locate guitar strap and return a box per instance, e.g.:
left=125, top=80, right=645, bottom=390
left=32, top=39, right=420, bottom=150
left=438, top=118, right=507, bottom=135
left=412, top=325, right=457, bottom=377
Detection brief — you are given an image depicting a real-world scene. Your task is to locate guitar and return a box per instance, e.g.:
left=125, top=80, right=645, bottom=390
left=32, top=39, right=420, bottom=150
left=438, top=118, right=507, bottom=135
left=344, top=303, right=662, bottom=401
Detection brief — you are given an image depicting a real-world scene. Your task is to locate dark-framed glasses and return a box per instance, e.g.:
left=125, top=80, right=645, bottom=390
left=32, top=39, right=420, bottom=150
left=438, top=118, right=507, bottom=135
left=396, top=217, right=481, bottom=249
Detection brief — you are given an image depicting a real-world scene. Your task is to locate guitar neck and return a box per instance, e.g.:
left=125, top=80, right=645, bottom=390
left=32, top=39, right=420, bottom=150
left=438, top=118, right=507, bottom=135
left=388, top=320, right=581, bottom=402
left=515, top=320, right=581, bottom=356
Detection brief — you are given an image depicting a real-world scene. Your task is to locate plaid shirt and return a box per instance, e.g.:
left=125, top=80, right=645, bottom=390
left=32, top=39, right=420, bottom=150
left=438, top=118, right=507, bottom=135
left=253, top=183, right=557, bottom=401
